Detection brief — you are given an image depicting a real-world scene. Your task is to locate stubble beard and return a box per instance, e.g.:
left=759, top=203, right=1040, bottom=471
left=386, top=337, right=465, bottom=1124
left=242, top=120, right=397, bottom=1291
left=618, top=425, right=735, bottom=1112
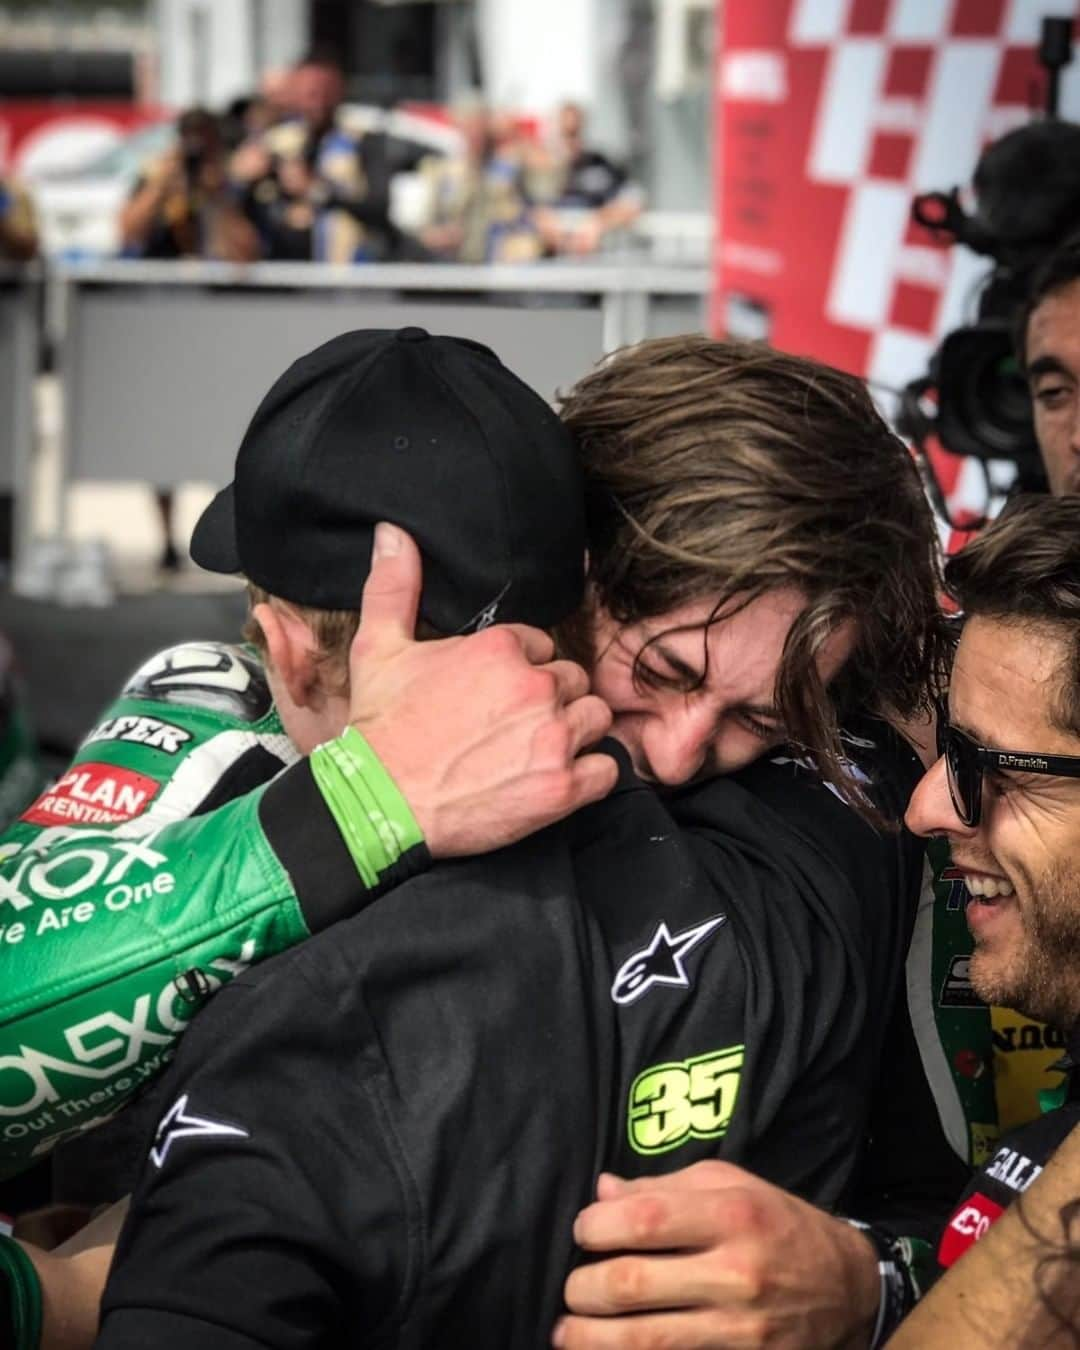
left=971, top=857, right=1080, bottom=1032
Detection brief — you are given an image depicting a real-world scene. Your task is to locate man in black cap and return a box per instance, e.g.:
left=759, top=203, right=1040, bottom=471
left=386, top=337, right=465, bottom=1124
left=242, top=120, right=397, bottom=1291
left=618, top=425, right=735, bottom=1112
left=0, top=328, right=615, bottom=1188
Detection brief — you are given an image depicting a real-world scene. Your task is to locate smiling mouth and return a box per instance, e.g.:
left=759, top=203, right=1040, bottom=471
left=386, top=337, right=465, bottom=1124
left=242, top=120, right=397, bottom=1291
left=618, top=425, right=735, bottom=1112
left=962, top=871, right=1015, bottom=902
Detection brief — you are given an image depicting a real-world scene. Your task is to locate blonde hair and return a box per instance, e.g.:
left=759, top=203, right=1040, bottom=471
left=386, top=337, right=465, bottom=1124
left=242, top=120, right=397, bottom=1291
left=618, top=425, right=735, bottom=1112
left=243, top=582, right=359, bottom=695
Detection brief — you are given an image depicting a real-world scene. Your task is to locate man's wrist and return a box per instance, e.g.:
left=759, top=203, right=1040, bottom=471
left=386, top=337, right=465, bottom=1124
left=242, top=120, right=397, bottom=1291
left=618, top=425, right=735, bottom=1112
left=844, top=1220, right=919, bottom=1348
left=310, top=725, right=426, bottom=889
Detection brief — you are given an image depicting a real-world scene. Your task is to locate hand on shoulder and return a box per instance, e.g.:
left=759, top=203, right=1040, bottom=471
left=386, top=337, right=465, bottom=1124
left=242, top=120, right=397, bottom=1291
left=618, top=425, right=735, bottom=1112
left=348, top=524, right=617, bottom=857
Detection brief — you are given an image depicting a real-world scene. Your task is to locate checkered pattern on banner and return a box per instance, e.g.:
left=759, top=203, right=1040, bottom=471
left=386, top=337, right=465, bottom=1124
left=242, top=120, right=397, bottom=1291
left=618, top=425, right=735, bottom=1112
left=716, top=0, right=1080, bottom=545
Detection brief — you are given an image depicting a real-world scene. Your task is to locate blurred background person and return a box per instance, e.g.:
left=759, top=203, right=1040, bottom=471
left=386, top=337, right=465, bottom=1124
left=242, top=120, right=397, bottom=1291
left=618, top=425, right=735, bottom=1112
left=221, top=72, right=292, bottom=155
left=0, top=175, right=39, bottom=261
left=415, top=100, right=541, bottom=263
left=119, top=107, right=260, bottom=263
left=532, top=101, right=643, bottom=257
left=120, top=107, right=260, bottom=570
left=233, top=49, right=399, bottom=263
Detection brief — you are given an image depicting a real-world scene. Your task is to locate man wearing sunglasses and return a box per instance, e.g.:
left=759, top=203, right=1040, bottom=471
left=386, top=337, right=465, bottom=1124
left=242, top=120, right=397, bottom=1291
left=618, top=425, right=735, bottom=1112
left=912, top=498, right=1080, bottom=1060
left=893, top=494, right=1080, bottom=1341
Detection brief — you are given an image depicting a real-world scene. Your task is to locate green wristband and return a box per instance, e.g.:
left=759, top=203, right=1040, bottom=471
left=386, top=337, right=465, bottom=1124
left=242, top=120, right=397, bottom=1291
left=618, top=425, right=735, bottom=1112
left=0, top=1234, right=42, bottom=1350
left=311, top=726, right=425, bottom=890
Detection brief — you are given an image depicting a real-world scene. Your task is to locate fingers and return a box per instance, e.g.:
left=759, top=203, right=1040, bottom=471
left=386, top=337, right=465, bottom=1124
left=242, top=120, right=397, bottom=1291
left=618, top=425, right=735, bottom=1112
left=574, top=1190, right=743, bottom=1254
left=544, top=658, right=591, bottom=705
left=499, top=623, right=556, bottom=665
left=595, top=1161, right=750, bottom=1201
left=554, top=1308, right=767, bottom=1350
left=354, top=523, right=423, bottom=656
left=595, top=1172, right=626, bottom=1201
left=563, top=698, right=615, bottom=759
left=564, top=1250, right=756, bottom=1318
left=567, top=750, right=619, bottom=809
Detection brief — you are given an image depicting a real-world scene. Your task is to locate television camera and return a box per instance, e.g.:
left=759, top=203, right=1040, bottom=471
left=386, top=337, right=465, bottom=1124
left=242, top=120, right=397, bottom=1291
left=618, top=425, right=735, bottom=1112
left=897, top=16, right=1079, bottom=524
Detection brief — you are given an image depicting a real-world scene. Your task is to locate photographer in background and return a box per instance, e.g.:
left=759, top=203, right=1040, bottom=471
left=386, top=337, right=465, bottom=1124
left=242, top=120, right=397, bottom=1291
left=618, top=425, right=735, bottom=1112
left=1021, top=232, right=1080, bottom=497
left=119, top=108, right=260, bottom=264
left=233, top=50, right=399, bottom=264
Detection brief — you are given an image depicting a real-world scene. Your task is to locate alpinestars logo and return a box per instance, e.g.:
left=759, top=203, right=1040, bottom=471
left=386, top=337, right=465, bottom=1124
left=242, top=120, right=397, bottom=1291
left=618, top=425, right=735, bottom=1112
left=150, top=1093, right=249, bottom=1168
left=461, top=582, right=511, bottom=634
left=612, top=915, right=726, bottom=1006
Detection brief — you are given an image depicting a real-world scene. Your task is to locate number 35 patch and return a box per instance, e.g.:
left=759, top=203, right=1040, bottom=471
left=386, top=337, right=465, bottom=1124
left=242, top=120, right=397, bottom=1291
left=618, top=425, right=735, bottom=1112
left=628, top=1045, right=744, bottom=1156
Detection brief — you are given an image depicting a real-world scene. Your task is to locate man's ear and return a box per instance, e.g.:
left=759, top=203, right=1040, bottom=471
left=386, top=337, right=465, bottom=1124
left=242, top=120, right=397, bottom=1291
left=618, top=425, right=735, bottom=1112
left=251, top=601, right=320, bottom=709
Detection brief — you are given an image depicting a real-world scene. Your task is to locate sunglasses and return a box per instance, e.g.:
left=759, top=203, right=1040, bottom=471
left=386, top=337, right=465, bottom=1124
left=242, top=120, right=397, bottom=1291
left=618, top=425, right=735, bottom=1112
left=935, top=697, right=1080, bottom=827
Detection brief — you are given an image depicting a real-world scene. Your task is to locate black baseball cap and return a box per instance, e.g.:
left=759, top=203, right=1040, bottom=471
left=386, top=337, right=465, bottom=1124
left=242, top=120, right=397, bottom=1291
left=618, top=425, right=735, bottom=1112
left=190, top=327, right=586, bottom=632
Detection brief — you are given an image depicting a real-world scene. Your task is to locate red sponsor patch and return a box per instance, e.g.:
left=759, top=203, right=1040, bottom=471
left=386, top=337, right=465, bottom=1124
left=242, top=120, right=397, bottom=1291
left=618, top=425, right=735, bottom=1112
left=22, top=762, right=161, bottom=827
left=938, top=1192, right=1005, bottom=1267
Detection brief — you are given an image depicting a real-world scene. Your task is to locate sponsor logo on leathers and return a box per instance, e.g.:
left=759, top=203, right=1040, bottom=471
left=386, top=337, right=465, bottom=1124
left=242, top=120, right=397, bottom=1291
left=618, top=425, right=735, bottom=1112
left=939, top=954, right=984, bottom=1009
left=0, top=942, right=255, bottom=1121
left=938, top=1191, right=1004, bottom=1267
left=21, top=764, right=161, bottom=827
left=84, top=715, right=193, bottom=755
left=984, top=1145, right=1044, bottom=1194
left=0, top=827, right=169, bottom=912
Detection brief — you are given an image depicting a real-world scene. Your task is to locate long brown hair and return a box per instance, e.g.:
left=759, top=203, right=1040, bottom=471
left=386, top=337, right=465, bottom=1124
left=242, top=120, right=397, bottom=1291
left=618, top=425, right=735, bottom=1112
left=558, top=335, right=951, bottom=812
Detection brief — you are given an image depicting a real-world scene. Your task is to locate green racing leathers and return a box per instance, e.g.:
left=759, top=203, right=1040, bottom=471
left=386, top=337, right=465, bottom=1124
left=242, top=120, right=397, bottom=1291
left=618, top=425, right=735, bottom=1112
left=0, top=641, right=428, bottom=1178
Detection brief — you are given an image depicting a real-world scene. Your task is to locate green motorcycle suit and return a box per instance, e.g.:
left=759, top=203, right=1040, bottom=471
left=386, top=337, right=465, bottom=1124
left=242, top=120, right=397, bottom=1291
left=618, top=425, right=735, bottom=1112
left=0, top=641, right=427, bottom=1179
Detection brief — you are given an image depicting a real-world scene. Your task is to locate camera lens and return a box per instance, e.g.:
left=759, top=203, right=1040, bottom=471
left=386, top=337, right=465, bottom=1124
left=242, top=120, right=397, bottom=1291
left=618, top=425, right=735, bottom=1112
left=936, top=321, right=1040, bottom=465
left=966, top=349, right=1032, bottom=454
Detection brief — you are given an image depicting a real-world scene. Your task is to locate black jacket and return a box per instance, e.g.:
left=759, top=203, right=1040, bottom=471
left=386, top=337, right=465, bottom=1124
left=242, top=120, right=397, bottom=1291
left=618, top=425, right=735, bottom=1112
left=97, top=727, right=925, bottom=1350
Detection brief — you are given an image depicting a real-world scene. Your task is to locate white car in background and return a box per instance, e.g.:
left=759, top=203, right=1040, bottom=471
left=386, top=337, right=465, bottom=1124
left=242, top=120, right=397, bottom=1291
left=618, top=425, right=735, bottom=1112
left=25, top=119, right=174, bottom=259
left=25, top=106, right=462, bottom=260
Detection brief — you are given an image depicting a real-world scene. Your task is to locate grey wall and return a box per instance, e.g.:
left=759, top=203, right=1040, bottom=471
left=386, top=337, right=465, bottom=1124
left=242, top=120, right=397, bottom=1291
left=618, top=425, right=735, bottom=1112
left=64, top=287, right=607, bottom=485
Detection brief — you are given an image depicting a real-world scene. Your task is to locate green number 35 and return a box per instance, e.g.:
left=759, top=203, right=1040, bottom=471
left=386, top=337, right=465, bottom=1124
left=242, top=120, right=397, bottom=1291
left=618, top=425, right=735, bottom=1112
left=628, top=1045, right=744, bottom=1156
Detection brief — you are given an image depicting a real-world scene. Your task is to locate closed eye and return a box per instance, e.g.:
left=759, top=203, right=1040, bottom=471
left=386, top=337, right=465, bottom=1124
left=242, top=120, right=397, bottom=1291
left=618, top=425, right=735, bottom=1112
left=635, top=661, right=679, bottom=691
left=635, top=647, right=702, bottom=694
left=735, top=711, right=784, bottom=740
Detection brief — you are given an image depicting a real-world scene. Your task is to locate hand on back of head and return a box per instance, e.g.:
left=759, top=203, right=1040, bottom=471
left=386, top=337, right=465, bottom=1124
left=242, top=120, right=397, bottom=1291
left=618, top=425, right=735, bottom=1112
left=348, top=523, right=617, bottom=857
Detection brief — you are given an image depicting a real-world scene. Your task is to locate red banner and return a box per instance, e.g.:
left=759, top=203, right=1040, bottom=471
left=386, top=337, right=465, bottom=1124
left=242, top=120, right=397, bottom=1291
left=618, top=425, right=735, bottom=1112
left=712, top=0, right=1068, bottom=373
left=0, top=101, right=165, bottom=177
left=712, top=1, right=1079, bottom=528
